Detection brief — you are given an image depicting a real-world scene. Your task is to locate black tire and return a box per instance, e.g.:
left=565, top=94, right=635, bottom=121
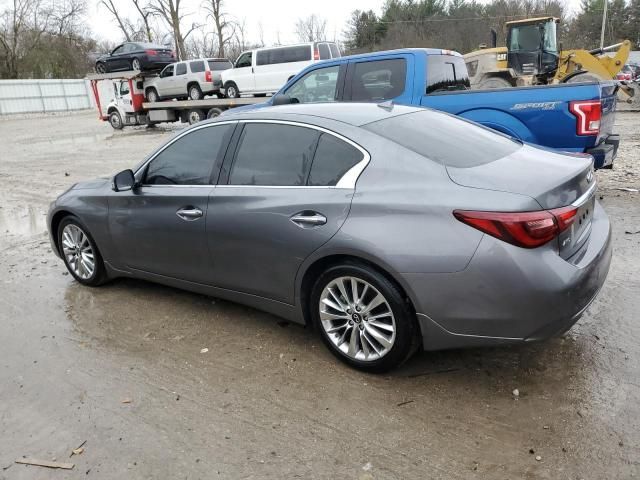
left=108, top=110, right=124, bottom=130
left=254, top=93, right=267, bottom=97
left=146, top=88, right=159, bottom=103
left=188, top=84, right=203, bottom=100
left=206, top=107, right=223, bottom=119
left=57, top=216, right=107, bottom=287
left=224, top=81, right=239, bottom=98
left=602, top=163, right=614, bottom=170
left=187, top=108, right=205, bottom=125
left=478, top=76, right=512, bottom=89
left=95, top=62, right=107, bottom=73
left=310, top=262, right=418, bottom=372
left=131, top=57, right=141, bottom=71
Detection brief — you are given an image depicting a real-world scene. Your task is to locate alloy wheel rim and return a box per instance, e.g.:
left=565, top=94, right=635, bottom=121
left=132, top=59, right=140, bottom=70
left=228, top=86, right=236, bottom=97
left=190, top=87, right=200, bottom=99
left=189, top=111, right=201, bottom=123
left=319, top=276, right=396, bottom=361
left=61, top=224, right=95, bottom=280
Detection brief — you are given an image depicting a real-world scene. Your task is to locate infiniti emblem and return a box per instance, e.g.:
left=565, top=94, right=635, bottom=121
left=352, top=313, right=362, bottom=323
left=586, top=170, right=593, bottom=183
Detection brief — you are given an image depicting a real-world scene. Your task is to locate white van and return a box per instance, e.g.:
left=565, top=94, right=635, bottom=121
left=221, top=42, right=341, bottom=98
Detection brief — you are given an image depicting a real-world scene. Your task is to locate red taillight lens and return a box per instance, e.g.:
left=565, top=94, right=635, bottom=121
left=569, top=100, right=601, bottom=136
left=145, top=49, right=157, bottom=56
left=454, top=206, right=578, bottom=249
left=171, top=50, right=176, bottom=58
left=313, top=48, right=319, bottom=60
left=205, top=70, right=212, bottom=82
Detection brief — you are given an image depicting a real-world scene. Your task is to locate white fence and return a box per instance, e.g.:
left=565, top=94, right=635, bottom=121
left=0, top=79, right=93, bottom=115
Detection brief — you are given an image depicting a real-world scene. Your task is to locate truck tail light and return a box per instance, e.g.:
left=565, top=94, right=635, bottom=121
left=205, top=70, right=212, bottom=82
left=145, top=49, right=157, bottom=56
left=569, top=100, right=601, bottom=136
left=313, top=48, right=319, bottom=60
left=453, top=206, right=578, bottom=249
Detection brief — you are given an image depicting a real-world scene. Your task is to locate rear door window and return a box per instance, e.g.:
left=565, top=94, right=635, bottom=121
left=350, top=59, right=407, bottom=101
left=363, top=110, right=520, bottom=167
left=256, top=50, right=270, bottom=66
left=282, top=46, right=312, bottom=63
left=190, top=61, right=205, bottom=73
left=229, top=124, right=319, bottom=186
left=145, top=124, right=234, bottom=185
left=308, top=134, right=363, bottom=186
left=329, top=44, right=341, bottom=58
left=175, top=63, right=187, bottom=75
left=426, top=55, right=470, bottom=94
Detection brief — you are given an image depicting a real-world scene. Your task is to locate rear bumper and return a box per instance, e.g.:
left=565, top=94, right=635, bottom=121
left=201, top=80, right=222, bottom=94
left=586, top=134, right=619, bottom=169
left=140, top=56, right=173, bottom=70
left=407, top=201, right=612, bottom=351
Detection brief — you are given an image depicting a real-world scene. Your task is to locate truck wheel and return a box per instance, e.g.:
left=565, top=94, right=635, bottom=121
left=146, top=88, right=159, bottom=103
left=562, top=72, right=604, bottom=84
left=188, top=84, right=203, bottom=100
left=131, top=58, right=141, bottom=71
left=225, top=82, right=239, bottom=98
left=207, top=108, right=223, bottom=119
left=187, top=109, right=205, bottom=125
left=478, top=77, right=512, bottom=89
left=109, top=111, right=124, bottom=130
left=95, top=62, right=107, bottom=73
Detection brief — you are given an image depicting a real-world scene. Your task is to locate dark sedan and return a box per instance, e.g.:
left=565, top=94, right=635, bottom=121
left=95, top=42, right=175, bottom=73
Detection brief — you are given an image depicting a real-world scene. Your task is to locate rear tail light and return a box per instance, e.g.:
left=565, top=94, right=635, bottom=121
left=145, top=49, right=157, bottom=56
left=569, top=100, right=601, bottom=136
left=205, top=70, right=212, bottom=82
left=453, top=206, right=578, bottom=249
left=171, top=50, right=176, bottom=58
left=313, top=48, right=319, bottom=60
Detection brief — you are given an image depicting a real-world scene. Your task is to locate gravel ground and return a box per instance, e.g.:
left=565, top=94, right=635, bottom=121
left=0, top=110, right=639, bottom=479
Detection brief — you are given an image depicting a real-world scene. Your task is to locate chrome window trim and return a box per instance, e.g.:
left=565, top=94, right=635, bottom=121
left=571, top=181, right=597, bottom=207
left=134, top=119, right=371, bottom=190
left=231, top=119, right=370, bottom=189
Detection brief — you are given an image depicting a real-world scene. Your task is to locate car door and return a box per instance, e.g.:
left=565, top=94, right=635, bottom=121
left=107, top=44, right=126, bottom=71
left=230, top=51, right=255, bottom=93
left=155, top=64, right=174, bottom=97
left=108, top=122, right=236, bottom=284
left=173, top=62, right=188, bottom=96
left=344, top=55, right=414, bottom=104
left=206, top=120, right=367, bottom=304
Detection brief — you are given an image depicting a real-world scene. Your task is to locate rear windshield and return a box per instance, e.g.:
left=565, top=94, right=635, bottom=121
left=426, top=55, right=470, bottom=94
left=329, top=44, right=340, bottom=58
left=317, top=43, right=331, bottom=59
left=208, top=60, right=232, bottom=70
left=362, top=110, right=521, bottom=168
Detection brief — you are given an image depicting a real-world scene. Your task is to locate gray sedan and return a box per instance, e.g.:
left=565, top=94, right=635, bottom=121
left=47, top=103, right=612, bottom=372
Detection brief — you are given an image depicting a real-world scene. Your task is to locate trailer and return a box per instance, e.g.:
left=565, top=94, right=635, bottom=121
left=87, top=71, right=263, bottom=129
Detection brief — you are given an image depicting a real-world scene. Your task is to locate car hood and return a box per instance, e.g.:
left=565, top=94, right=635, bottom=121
left=72, top=177, right=110, bottom=190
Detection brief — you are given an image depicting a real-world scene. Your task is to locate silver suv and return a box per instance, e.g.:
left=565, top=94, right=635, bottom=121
left=144, top=58, right=233, bottom=102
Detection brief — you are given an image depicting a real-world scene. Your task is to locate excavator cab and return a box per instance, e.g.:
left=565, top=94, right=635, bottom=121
left=506, top=17, right=560, bottom=81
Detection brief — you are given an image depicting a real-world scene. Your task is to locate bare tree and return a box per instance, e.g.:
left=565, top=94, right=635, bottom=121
left=149, top=0, right=199, bottom=59
left=295, top=14, right=327, bottom=42
left=132, top=0, right=154, bottom=42
left=204, top=0, right=234, bottom=58
left=98, top=0, right=132, bottom=41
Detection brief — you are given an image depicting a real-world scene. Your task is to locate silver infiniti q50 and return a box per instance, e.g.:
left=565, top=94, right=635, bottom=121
left=48, top=103, right=612, bottom=371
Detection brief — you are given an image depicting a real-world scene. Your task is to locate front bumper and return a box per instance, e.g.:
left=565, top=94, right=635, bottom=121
left=406, top=200, right=612, bottom=351
left=587, top=134, right=619, bottom=169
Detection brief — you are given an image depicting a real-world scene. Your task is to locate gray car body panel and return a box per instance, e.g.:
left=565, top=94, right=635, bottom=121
left=48, top=103, right=612, bottom=351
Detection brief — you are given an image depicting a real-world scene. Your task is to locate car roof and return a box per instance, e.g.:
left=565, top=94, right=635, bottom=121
left=219, top=102, right=424, bottom=127
left=337, top=48, right=452, bottom=62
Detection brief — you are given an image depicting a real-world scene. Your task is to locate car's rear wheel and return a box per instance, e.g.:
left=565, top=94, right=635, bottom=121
left=131, top=57, right=141, bottom=71
left=108, top=111, right=123, bottom=130
left=95, top=62, right=107, bottom=73
left=58, top=217, right=107, bottom=287
left=207, top=107, right=223, bottom=119
left=224, top=81, right=239, bottom=98
left=146, top=88, right=159, bottom=103
left=310, top=263, right=417, bottom=372
left=188, top=84, right=203, bottom=100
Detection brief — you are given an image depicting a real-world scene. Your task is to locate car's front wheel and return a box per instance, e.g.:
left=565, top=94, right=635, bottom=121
left=146, top=88, right=159, bottom=103
left=310, top=263, right=418, bottom=372
left=108, top=111, right=123, bottom=130
left=224, top=81, right=239, bottom=98
left=188, top=84, right=203, bottom=100
left=58, top=217, right=107, bottom=286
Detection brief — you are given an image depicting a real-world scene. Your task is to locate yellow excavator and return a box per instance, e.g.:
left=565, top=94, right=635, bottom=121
left=463, top=17, right=633, bottom=97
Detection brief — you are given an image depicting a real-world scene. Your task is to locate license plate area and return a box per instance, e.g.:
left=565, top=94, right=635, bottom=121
left=559, top=192, right=595, bottom=259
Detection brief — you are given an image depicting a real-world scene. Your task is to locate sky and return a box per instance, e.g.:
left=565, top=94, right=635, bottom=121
left=88, top=0, right=387, bottom=46
left=87, top=0, right=585, bottom=47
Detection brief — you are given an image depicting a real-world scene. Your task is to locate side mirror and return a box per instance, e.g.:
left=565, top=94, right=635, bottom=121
left=272, top=93, right=293, bottom=106
left=112, top=169, right=136, bottom=192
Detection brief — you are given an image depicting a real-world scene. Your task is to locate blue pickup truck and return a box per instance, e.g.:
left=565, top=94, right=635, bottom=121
left=233, top=48, right=620, bottom=169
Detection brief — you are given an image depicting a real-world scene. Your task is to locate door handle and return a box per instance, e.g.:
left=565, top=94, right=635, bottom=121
left=176, top=207, right=203, bottom=221
left=290, top=211, right=327, bottom=227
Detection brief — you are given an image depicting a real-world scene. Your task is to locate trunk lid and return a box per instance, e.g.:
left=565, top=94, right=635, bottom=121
left=447, top=144, right=596, bottom=259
